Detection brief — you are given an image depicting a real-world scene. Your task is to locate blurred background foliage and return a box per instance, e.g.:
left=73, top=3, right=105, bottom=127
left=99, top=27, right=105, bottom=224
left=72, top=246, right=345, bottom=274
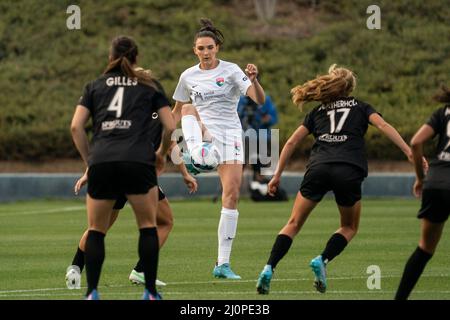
left=0, top=0, right=449, bottom=160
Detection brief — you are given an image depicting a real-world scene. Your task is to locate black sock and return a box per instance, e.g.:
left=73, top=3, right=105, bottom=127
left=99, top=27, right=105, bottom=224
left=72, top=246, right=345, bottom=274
left=71, top=247, right=85, bottom=272
left=321, top=233, right=348, bottom=264
left=85, top=230, right=105, bottom=297
left=139, top=227, right=159, bottom=295
left=395, top=246, right=433, bottom=300
left=134, top=259, right=144, bottom=273
left=267, top=234, right=293, bottom=269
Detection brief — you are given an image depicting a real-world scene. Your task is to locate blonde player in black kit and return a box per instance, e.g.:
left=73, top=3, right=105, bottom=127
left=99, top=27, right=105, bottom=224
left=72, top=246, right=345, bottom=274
left=70, top=36, right=175, bottom=300
left=256, top=64, right=415, bottom=295
left=395, top=86, right=450, bottom=300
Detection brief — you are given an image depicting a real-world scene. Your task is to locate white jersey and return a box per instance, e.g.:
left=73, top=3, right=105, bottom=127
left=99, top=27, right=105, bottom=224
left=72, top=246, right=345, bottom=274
left=173, top=60, right=252, bottom=136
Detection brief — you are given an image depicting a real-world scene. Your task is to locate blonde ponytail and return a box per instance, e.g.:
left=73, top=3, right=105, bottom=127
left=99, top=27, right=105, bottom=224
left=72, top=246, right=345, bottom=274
left=291, top=64, right=356, bottom=110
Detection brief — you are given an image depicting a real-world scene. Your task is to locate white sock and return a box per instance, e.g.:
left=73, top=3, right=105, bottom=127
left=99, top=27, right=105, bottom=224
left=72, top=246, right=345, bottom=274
left=217, top=207, right=239, bottom=266
left=181, top=115, right=202, bottom=153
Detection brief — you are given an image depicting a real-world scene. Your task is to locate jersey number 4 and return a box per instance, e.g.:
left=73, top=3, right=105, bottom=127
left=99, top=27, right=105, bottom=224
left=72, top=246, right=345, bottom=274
left=327, top=108, right=350, bottom=133
left=107, top=87, right=124, bottom=118
left=445, top=120, right=450, bottom=151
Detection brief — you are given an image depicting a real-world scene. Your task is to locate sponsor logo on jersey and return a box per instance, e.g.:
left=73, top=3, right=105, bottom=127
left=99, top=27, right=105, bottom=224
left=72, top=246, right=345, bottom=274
left=216, top=77, right=225, bottom=87
left=318, top=133, right=348, bottom=143
left=192, top=90, right=203, bottom=103
left=102, top=120, right=132, bottom=130
left=438, top=151, right=450, bottom=161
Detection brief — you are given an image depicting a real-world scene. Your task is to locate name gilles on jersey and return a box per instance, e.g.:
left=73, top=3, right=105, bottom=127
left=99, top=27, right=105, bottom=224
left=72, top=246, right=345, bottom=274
left=317, top=99, right=358, bottom=143
left=102, top=76, right=137, bottom=131
left=106, top=76, right=138, bottom=87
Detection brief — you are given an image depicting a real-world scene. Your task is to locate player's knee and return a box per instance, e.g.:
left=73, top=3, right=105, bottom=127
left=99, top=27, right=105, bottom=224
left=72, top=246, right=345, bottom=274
left=157, top=209, right=173, bottom=228
left=222, top=189, right=240, bottom=206
left=181, top=103, right=196, bottom=116
left=286, top=218, right=302, bottom=233
left=343, top=224, right=358, bottom=237
left=164, top=215, right=174, bottom=231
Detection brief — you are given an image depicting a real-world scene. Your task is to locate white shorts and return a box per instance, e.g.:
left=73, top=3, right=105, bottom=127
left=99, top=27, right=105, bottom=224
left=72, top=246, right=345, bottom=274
left=208, top=129, right=244, bottom=164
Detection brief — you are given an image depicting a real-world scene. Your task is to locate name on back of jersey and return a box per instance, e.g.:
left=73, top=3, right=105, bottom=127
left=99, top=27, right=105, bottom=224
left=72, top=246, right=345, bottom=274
left=318, top=98, right=357, bottom=111
left=106, top=76, right=138, bottom=87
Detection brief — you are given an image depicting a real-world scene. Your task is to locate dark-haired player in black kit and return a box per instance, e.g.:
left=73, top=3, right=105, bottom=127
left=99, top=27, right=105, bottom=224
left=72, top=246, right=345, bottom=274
left=65, top=91, right=197, bottom=289
left=70, top=36, right=176, bottom=300
left=395, top=86, right=450, bottom=300
left=256, top=64, right=416, bottom=295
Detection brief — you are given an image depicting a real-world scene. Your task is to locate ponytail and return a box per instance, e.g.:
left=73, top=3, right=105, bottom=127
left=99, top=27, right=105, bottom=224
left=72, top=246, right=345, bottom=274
left=103, top=36, right=158, bottom=91
left=291, top=64, right=356, bottom=110
left=433, top=84, right=450, bottom=104
left=194, top=18, right=224, bottom=46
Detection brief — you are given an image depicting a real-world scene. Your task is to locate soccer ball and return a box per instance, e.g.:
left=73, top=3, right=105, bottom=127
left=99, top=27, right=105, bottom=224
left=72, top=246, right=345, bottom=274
left=188, top=143, right=220, bottom=173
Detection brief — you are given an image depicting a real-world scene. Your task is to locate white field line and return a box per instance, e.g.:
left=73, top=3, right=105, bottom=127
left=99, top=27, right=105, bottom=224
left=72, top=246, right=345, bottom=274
left=0, top=206, right=84, bottom=216
left=1, top=274, right=449, bottom=296
left=2, top=290, right=450, bottom=298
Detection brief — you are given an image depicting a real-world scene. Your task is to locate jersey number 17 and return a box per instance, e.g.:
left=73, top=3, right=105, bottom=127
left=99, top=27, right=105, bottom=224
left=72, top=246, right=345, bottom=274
left=327, top=108, right=350, bottom=134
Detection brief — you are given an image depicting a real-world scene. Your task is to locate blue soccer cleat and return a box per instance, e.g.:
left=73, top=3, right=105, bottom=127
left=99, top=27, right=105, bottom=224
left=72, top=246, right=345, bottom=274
left=142, top=289, right=162, bottom=300
left=213, top=263, right=241, bottom=280
left=256, top=265, right=273, bottom=295
left=85, top=289, right=100, bottom=300
left=310, top=255, right=327, bottom=293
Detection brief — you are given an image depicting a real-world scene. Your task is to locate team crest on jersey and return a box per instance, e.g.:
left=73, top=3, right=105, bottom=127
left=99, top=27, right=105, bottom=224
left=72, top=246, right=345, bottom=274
left=216, top=77, right=225, bottom=87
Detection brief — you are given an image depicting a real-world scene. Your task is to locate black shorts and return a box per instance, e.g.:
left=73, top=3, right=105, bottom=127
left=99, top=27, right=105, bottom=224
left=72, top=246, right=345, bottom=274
left=88, top=162, right=157, bottom=200
left=112, top=186, right=166, bottom=210
left=417, top=188, right=450, bottom=223
left=300, top=163, right=365, bottom=207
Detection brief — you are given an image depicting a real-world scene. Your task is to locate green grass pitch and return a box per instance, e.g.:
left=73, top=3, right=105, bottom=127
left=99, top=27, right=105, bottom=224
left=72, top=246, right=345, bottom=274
left=0, top=197, right=449, bottom=300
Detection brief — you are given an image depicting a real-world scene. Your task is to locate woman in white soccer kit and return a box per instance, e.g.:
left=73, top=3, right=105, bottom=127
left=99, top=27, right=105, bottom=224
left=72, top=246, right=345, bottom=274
left=172, top=18, right=266, bottom=279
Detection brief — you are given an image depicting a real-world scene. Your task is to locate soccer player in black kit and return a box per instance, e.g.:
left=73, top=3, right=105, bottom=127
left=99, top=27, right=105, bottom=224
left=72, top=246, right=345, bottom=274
left=65, top=68, right=198, bottom=290
left=395, top=85, right=450, bottom=300
left=256, top=64, right=414, bottom=295
left=70, top=36, right=176, bottom=300
left=66, top=118, right=197, bottom=289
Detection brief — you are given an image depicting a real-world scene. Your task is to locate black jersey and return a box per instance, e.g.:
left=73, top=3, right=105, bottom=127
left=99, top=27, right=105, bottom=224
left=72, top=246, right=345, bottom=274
left=302, top=97, right=378, bottom=176
left=423, top=105, right=450, bottom=190
left=79, top=71, right=169, bottom=166
left=150, top=113, right=162, bottom=150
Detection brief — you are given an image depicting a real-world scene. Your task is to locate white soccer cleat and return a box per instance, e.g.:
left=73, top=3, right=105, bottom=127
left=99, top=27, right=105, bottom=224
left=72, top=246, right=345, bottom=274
left=129, top=269, right=167, bottom=286
left=156, top=279, right=167, bottom=287
left=65, top=265, right=81, bottom=290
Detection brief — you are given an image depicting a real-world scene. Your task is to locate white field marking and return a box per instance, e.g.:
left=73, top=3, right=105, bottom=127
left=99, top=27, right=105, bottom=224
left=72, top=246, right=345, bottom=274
left=0, top=206, right=85, bottom=216
left=1, top=274, right=449, bottom=296
left=3, top=290, right=450, bottom=298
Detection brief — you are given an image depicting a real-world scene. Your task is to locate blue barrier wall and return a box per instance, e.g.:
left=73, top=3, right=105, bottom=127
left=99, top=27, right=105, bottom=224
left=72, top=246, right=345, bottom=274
left=0, top=172, right=415, bottom=202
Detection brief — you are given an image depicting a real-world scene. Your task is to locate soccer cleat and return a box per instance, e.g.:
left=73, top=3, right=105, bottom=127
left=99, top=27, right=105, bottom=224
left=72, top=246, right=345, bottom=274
left=142, top=289, right=162, bottom=300
left=65, top=265, right=81, bottom=290
left=129, top=270, right=167, bottom=286
left=85, top=289, right=100, bottom=300
left=256, top=265, right=273, bottom=295
left=310, top=255, right=327, bottom=293
left=213, top=263, right=241, bottom=280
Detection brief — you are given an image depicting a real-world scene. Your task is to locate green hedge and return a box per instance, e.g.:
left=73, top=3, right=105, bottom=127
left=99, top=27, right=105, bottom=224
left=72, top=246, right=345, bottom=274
left=0, top=0, right=449, bottom=160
